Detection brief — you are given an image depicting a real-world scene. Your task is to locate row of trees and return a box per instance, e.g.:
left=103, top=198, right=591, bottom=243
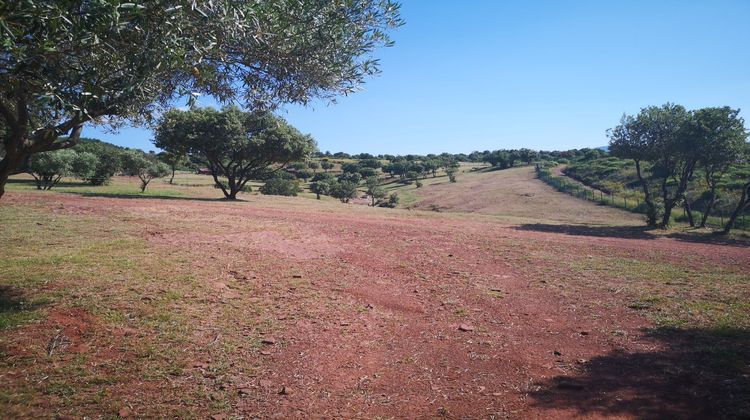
left=381, top=159, right=459, bottom=182
left=608, top=104, right=749, bottom=232
left=310, top=148, right=606, bottom=166
left=24, top=144, right=171, bottom=193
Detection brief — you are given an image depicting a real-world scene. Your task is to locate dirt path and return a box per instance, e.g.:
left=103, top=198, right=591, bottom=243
left=409, top=166, right=644, bottom=226
left=3, top=191, right=748, bottom=418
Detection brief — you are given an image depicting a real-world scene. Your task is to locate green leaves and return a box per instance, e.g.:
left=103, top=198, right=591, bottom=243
left=154, top=107, right=315, bottom=199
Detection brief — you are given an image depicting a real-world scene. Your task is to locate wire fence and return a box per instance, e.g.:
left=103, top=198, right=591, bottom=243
left=536, top=165, right=749, bottom=231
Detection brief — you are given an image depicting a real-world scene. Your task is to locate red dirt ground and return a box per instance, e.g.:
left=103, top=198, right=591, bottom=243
left=2, top=191, right=749, bottom=419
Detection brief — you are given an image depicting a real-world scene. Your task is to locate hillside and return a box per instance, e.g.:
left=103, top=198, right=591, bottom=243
left=406, top=166, right=644, bottom=225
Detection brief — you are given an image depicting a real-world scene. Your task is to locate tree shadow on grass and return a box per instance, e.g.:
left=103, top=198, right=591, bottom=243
left=64, top=191, right=233, bottom=203
left=515, top=223, right=657, bottom=240
left=515, top=223, right=750, bottom=246
left=6, top=178, right=92, bottom=188
left=529, top=327, right=750, bottom=419
left=0, top=285, right=47, bottom=329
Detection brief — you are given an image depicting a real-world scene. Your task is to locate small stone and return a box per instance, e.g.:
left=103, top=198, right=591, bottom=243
left=118, top=408, right=131, bottom=418
left=576, top=358, right=588, bottom=364
left=340, top=321, right=350, bottom=326
left=278, top=385, right=291, bottom=395
left=489, top=287, right=502, bottom=292
left=260, top=350, right=271, bottom=356
left=261, top=338, right=276, bottom=345
left=192, top=361, right=209, bottom=368
left=553, top=350, right=562, bottom=356
left=458, top=324, right=475, bottom=332
left=238, top=388, right=252, bottom=396
left=579, top=331, right=589, bottom=336
left=259, top=380, right=273, bottom=388
left=292, top=274, right=303, bottom=279
left=211, top=415, right=226, bottom=420
left=448, top=254, right=454, bottom=257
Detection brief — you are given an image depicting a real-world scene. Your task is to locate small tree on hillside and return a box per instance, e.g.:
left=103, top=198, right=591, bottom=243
left=308, top=161, right=320, bottom=173
left=445, top=165, right=459, bottom=183
left=365, top=176, right=386, bottom=206
left=121, top=151, right=170, bottom=193
left=330, top=180, right=359, bottom=203
left=27, top=149, right=75, bottom=190
left=155, top=107, right=315, bottom=199
left=158, top=151, right=188, bottom=184
left=310, top=179, right=333, bottom=199
left=74, top=141, right=123, bottom=186
left=321, top=161, right=334, bottom=172
left=70, top=151, right=99, bottom=182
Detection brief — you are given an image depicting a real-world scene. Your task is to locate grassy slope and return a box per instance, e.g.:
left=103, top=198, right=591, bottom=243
left=397, top=165, right=644, bottom=225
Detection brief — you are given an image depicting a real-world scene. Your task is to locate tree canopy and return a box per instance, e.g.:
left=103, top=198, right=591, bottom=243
left=609, top=103, right=748, bottom=229
left=0, top=0, right=402, bottom=198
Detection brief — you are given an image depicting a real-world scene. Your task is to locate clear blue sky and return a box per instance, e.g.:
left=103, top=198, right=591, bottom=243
left=85, top=0, right=750, bottom=155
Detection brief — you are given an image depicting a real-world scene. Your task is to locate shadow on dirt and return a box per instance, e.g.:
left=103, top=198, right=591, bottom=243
left=515, top=223, right=750, bottom=246
left=529, top=327, right=750, bottom=418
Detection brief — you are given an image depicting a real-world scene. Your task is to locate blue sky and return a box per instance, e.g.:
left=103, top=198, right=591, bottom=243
left=85, top=0, right=750, bottom=155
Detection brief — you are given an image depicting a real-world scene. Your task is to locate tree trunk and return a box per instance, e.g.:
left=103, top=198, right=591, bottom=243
left=683, top=199, right=694, bottom=227
left=699, top=187, right=716, bottom=228
left=169, top=168, right=175, bottom=184
left=723, top=181, right=750, bottom=234
left=0, top=151, right=26, bottom=198
left=634, top=160, right=658, bottom=227
left=0, top=163, right=11, bottom=199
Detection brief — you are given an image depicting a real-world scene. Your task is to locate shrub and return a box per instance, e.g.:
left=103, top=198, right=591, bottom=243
left=259, top=178, right=299, bottom=196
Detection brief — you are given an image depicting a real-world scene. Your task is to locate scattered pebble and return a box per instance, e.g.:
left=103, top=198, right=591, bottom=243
left=458, top=324, right=475, bottom=332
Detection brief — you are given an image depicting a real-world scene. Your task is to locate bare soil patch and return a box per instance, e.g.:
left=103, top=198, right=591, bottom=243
left=1, top=189, right=748, bottom=418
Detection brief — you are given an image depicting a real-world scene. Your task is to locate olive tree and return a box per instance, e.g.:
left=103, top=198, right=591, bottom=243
left=692, top=107, right=748, bottom=227
left=609, top=104, right=693, bottom=228
left=365, top=176, right=386, bottom=206
left=158, top=151, right=189, bottom=184
left=610, top=104, right=746, bottom=228
left=445, top=165, right=459, bottom=183
left=723, top=145, right=750, bottom=234
left=27, top=149, right=74, bottom=190
left=0, top=0, right=402, bottom=199
left=154, top=107, right=315, bottom=199
left=331, top=181, right=359, bottom=203
left=121, top=151, right=170, bottom=193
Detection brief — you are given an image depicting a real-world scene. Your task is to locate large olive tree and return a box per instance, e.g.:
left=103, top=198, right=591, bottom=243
left=154, top=107, right=314, bottom=199
left=0, top=0, right=402, bottom=199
